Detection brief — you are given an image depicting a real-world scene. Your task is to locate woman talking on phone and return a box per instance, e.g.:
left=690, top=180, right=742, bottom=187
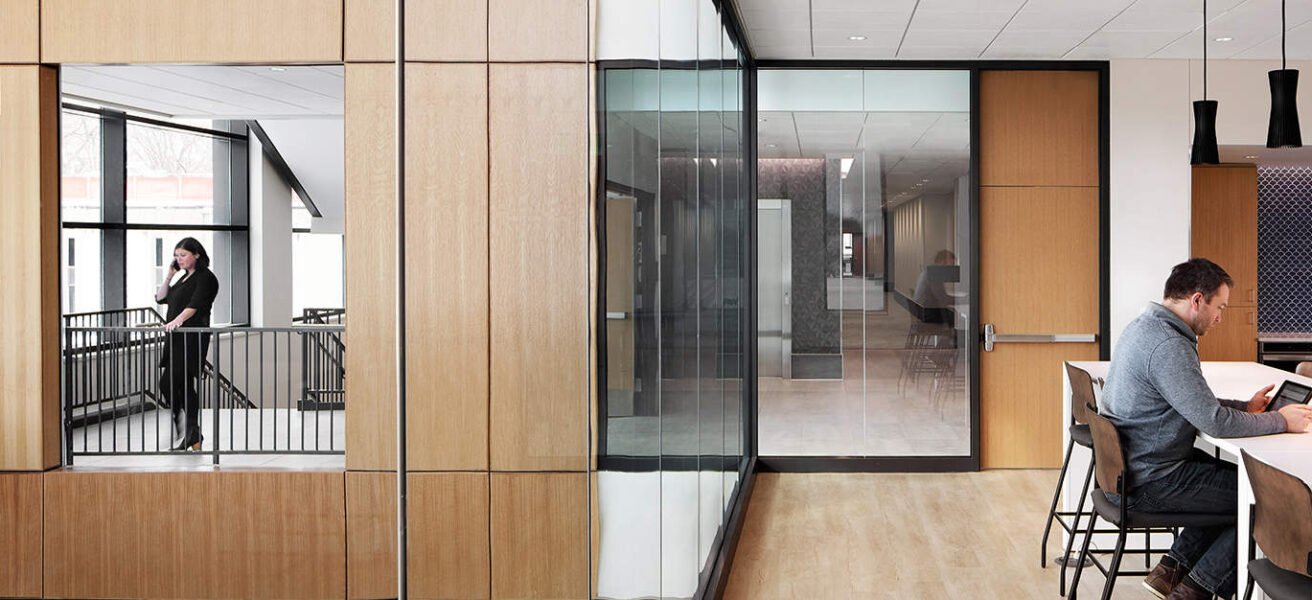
left=155, top=237, right=220, bottom=451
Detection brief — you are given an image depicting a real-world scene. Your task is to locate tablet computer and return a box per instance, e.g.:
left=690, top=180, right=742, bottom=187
left=1266, top=379, right=1312, bottom=411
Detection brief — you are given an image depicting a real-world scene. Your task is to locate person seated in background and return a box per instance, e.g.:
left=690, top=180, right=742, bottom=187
left=1100, top=258, right=1312, bottom=600
left=912, top=249, right=956, bottom=324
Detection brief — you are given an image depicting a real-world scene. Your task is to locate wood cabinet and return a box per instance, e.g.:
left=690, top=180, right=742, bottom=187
left=1192, top=164, right=1258, bottom=361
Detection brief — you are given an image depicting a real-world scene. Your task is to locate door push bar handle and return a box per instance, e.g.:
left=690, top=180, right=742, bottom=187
left=605, top=312, right=629, bottom=320
left=982, top=323, right=1097, bottom=352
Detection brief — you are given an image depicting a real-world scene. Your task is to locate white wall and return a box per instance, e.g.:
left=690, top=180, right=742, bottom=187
left=1108, top=59, right=1312, bottom=350
left=249, top=136, right=294, bottom=327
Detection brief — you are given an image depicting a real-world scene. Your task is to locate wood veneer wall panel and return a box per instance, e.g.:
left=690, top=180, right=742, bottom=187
left=346, top=0, right=488, bottom=62
left=409, top=473, right=491, bottom=600
left=0, top=473, right=41, bottom=598
left=1191, top=164, right=1258, bottom=305
left=981, top=343, right=1100, bottom=467
left=404, top=64, right=490, bottom=471
left=488, top=64, right=590, bottom=472
left=979, top=70, right=1099, bottom=187
left=40, top=0, right=343, bottom=63
left=0, top=66, right=60, bottom=472
left=346, top=63, right=398, bottom=471
left=347, top=471, right=397, bottom=599
left=0, top=0, right=39, bottom=63
left=490, top=472, right=588, bottom=600
left=43, top=470, right=346, bottom=600
left=488, top=0, right=587, bottom=63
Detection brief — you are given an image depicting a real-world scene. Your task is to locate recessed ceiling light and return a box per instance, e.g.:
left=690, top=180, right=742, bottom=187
left=269, top=66, right=287, bottom=72
left=766, top=144, right=778, bottom=148
left=848, top=36, right=867, bottom=41
left=1215, top=37, right=1233, bottom=42
left=1245, top=154, right=1259, bottom=159
left=759, top=117, right=767, bottom=122
left=921, top=178, right=930, bottom=182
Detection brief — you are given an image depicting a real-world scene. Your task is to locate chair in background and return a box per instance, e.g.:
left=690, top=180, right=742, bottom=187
left=1240, top=450, right=1312, bottom=600
left=1295, top=361, right=1312, bottom=379
left=1068, top=411, right=1233, bottom=600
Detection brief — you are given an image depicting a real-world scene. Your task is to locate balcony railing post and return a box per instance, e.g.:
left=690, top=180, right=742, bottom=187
left=212, top=330, right=221, bottom=466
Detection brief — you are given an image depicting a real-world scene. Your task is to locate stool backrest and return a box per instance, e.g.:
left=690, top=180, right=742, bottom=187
left=1086, top=410, right=1126, bottom=495
left=1241, top=450, right=1312, bottom=577
left=1064, top=363, right=1098, bottom=425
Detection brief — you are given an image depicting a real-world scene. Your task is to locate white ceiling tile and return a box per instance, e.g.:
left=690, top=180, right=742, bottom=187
left=916, top=0, right=1025, bottom=11
left=750, top=28, right=811, bottom=46
left=1004, top=7, right=1127, bottom=32
left=810, top=11, right=913, bottom=31
left=1072, top=30, right=1186, bottom=57
left=739, top=8, right=811, bottom=30
left=812, top=46, right=900, bottom=59
left=897, top=45, right=990, bottom=59
left=811, top=28, right=902, bottom=47
left=813, top=0, right=917, bottom=11
left=909, top=9, right=1016, bottom=31
left=900, top=28, right=999, bottom=47
left=751, top=43, right=814, bottom=59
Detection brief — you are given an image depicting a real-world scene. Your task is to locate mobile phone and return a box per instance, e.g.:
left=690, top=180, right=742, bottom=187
left=170, top=259, right=180, bottom=270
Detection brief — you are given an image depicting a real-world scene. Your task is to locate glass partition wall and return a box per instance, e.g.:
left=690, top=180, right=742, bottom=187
left=596, top=0, right=749, bottom=597
left=756, top=69, right=972, bottom=460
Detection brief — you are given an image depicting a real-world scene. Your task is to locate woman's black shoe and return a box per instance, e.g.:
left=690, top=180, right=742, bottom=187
left=172, top=430, right=202, bottom=451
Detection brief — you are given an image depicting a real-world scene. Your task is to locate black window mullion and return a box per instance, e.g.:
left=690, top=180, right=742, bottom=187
left=100, top=111, right=127, bottom=311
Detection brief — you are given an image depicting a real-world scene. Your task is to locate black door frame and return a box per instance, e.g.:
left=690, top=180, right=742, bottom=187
left=749, top=60, right=1111, bottom=474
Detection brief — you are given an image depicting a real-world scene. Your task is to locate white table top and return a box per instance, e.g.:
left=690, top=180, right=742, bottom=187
left=1070, top=360, right=1312, bottom=483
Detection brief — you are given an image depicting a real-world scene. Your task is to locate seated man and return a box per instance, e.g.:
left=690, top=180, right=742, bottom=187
left=1100, top=258, right=1312, bottom=600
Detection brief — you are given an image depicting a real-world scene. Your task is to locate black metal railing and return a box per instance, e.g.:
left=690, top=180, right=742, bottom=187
left=62, top=324, right=346, bottom=464
left=296, top=308, right=345, bottom=410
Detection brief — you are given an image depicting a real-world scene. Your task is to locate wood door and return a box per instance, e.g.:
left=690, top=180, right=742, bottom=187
left=979, top=71, right=1102, bottom=469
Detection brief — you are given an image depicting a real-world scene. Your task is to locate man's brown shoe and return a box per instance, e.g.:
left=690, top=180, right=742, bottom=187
left=1142, top=560, right=1189, bottom=599
left=1163, top=580, right=1213, bottom=600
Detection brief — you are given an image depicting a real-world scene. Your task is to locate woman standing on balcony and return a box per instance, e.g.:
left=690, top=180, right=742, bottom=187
left=155, top=237, right=220, bottom=451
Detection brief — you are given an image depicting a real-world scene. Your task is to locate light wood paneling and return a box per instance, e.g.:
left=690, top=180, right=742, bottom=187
left=346, top=63, right=398, bottom=471
left=409, top=473, right=491, bottom=600
left=43, top=470, right=346, bottom=600
left=604, top=196, right=635, bottom=393
left=980, top=70, right=1099, bottom=187
left=41, top=0, right=343, bottom=63
left=490, top=473, right=588, bottom=600
left=346, top=0, right=489, bottom=62
left=347, top=471, right=397, bottom=600
left=980, top=186, right=1100, bottom=468
left=1191, top=164, right=1258, bottom=305
left=1198, top=305, right=1259, bottom=362
left=0, top=0, right=39, bottom=62
left=405, top=64, right=490, bottom=471
left=980, top=187, right=1100, bottom=335
left=0, top=473, right=41, bottom=598
left=489, top=64, right=590, bottom=472
left=489, top=0, right=588, bottom=63
left=0, top=66, right=60, bottom=472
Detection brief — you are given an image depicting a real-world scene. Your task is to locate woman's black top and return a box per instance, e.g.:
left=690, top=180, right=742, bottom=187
left=157, top=268, right=220, bottom=326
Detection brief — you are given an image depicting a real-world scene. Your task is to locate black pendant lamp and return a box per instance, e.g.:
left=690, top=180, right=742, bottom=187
left=1267, top=0, right=1302, bottom=148
left=1192, top=0, right=1220, bottom=164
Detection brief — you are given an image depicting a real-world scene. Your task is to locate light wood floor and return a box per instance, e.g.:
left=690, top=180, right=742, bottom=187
left=723, top=471, right=1161, bottom=599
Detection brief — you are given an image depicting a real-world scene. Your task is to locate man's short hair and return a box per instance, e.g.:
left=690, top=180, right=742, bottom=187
left=1163, top=258, right=1234, bottom=301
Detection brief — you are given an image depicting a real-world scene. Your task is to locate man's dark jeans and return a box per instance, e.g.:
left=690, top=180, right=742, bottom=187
left=1108, top=449, right=1237, bottom=598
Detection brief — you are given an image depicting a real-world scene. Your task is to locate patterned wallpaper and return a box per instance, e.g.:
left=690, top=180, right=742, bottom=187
left=1257, top=166, right=1312, bottom=333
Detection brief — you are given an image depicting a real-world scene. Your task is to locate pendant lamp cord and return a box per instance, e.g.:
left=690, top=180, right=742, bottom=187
left=1203, top=0, right=1208, bottom=100
left=1282, top=0, right=1287, bottom=70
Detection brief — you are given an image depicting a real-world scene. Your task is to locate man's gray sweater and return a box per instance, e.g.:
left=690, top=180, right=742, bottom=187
left=1101, top=303, right=1287, bottom=487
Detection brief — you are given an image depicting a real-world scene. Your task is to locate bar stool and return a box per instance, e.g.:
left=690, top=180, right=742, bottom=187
left=1240, top=450, right=1312, bottom=600
left=1069, top=412, right=1235, bottom=600
left=1040, top=363, right=1099, bottom=595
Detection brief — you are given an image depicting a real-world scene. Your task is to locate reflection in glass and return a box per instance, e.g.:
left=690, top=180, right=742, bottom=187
left=596, top=0, right=748, bottom=597
left=757, top=69, right=972, bottom=458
